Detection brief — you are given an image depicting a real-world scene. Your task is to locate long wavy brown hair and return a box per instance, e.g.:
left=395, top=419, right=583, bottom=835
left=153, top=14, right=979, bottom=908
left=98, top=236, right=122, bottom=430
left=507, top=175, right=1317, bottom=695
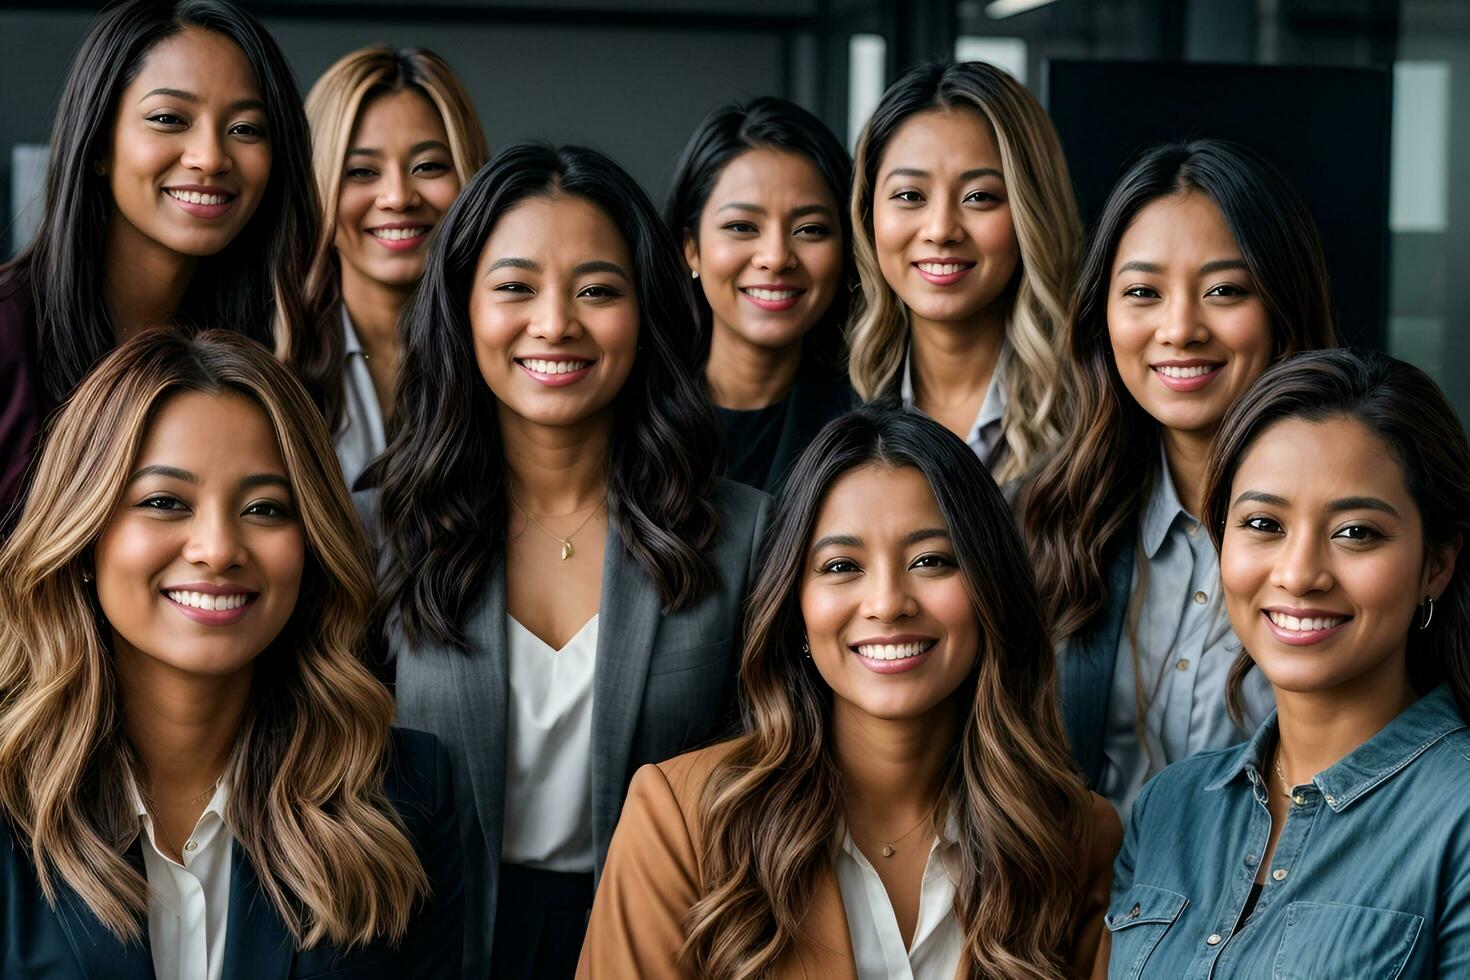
left=0, top=330, right=427, bottom=948
left=1023, top=139, right=1338, bottom=642
left=683, top=407, right=1091, bottom=978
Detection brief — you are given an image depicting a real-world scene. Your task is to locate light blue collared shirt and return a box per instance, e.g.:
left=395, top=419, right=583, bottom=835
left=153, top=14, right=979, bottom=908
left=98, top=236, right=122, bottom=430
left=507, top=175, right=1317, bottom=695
left=333, top=306, right=387, bottom=492
left=899, top=344, right=1007, bottom=473
left=1097, top=450, right=1273, bottom=819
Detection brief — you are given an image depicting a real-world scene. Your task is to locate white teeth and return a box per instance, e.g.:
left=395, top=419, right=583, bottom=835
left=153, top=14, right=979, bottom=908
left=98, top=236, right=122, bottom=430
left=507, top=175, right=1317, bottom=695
left=167, top=189, right=230, bottom=206
left=744, top=287, right=800, bottom=301
left=854, top=641, right=932, bottom=661
left=916, top=262, right=969, bottom=276
left=166, top=590, right=249, bottom=612
left=1156, top=365, right=1216, bottom=379
left=521, top=358, right=591, bottom=375
left=1266, top=611, right=1345, bottom=632
left=369, top=226, right=429, bottom=241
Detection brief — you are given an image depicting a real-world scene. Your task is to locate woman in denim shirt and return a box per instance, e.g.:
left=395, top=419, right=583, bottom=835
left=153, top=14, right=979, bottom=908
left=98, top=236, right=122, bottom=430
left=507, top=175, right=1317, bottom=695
left=1102, top=348, right=1470, bottom=978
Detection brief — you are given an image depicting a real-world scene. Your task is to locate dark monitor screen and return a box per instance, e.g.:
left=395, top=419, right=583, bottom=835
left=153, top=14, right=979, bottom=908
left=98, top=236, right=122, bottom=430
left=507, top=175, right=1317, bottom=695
left=1045, top=59, right=1391, bottom=349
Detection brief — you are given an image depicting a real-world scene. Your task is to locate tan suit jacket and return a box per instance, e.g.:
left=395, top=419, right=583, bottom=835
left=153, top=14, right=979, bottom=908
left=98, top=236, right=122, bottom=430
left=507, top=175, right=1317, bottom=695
left=578, top=740, right=1122, bottom=978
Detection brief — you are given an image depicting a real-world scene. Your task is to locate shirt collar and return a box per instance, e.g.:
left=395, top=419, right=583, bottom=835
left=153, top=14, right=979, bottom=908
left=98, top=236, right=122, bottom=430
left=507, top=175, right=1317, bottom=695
left=342, top=305, right=365, bottom=358
left=1206, top=684, right=1466, bottom=811
left=1140, top=444, right=1196, bottom=559
left=899, top=342, right=1008, bottom=447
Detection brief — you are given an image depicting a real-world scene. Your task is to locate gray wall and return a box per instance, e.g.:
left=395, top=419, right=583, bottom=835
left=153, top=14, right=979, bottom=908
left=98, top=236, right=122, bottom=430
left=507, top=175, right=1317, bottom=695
left=0, top=6, right=823, bottom=256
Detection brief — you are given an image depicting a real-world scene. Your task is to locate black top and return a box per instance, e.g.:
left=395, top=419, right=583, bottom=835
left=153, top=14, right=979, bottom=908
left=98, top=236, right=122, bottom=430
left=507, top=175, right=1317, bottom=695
left=713, top=368, right=855, bottom=496
left=0, top=727, right=464, bottom=978
left=0, top=268, right=51, bottom=533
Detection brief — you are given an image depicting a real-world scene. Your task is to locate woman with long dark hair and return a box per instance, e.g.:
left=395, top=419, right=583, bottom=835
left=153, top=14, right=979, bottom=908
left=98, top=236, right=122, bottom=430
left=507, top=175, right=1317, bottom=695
left=1103, top=348, right=1470, bottom=976
left=1021, top=139, right=1338, bottom=816
left=847, top=61, right=1080, bottom=482
left=361, top=142, right=769, bottom=978
left=665, top=96, right=854, bottom=493
left=0, top=0, right=321, bottom=527
left=580, top=407, right=1119, bottom=979
left=304, top=45, right=488, bottom=489
left=0, top=330, right=461, bottom=978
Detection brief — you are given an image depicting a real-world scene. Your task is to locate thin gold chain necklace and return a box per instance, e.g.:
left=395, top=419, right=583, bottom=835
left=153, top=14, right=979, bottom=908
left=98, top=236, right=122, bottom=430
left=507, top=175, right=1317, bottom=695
left=510, top=493, right=604, bottom=561
left=850, top=811, right=932, bottom=859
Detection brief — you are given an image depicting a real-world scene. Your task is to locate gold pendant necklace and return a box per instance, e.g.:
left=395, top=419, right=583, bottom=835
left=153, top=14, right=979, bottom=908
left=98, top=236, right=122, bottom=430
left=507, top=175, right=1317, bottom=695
left=852, top=811, right=932, bottom=859
left=510, top=493, right=605, bottom=561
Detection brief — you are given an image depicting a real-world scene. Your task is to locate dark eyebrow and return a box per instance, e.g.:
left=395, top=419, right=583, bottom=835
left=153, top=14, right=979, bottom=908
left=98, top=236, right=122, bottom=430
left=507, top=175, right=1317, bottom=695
left=810, top=534, right=862, bottom=551
left=241, top=474, right=292, bottom=493
left=128, top=464, right=196, bottom=485
left=345, top=147, right=382, bottom=158
left=1116, top=260, right=1163, bottom=276
left=903, top=528, right=951, bottom=546
left=572, top=260, right=629, bottom=280
left=410, top=139, right=449, bottom=155
left=140, top=88, right=265, bottom=115
left=883, top=167, right=1002, bottom=182
left=1329, top=496, right=1401, bottom=518
left=1233, top=490, right=1287, bottom=508
left=487, top=257, right=539, bottom=274
left=1199, top=259, right=1250, bottom=276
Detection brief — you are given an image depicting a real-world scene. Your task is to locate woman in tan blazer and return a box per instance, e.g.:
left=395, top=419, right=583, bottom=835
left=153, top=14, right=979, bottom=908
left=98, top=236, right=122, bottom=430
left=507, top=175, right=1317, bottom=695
left=579, top=407, right=1120, bottom=980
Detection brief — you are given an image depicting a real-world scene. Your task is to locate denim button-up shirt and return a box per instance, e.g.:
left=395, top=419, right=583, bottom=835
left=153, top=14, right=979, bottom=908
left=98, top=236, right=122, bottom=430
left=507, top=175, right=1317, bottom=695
left=1108, top=684, right=1470, bottom=978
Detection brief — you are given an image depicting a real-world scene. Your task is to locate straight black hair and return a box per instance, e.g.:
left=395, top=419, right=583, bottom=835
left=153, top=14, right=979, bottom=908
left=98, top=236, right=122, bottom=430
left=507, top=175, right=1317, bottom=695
left=1025, top=138, right=1340, bottom=641
left=376, top=142, right=722, bottom=651
left=1203, top=348, right=1470, bottom=723
left=1, top=0, right=321, bottom=402
left=664, top=96, right=854, bottom=374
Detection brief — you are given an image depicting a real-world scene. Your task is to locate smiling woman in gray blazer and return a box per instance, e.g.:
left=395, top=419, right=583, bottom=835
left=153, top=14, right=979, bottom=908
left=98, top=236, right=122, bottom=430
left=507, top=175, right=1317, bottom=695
left=357, top=142, right=769, bottom=980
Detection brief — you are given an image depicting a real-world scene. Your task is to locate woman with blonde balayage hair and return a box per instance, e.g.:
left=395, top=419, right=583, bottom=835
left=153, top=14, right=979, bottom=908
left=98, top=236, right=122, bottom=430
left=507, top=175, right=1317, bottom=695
left=0, top=331, right=461, bottom=977
left=579, top=407, right=1118, bottom=980
left=303, top=45, right=487, bottom=488
left=847, top=61, right=1079, bottom=483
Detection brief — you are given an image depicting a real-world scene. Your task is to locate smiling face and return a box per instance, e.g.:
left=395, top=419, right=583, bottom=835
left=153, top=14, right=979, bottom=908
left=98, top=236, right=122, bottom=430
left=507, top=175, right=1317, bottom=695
left=800, top=463, right=980, bottom=722
left=1219, top=416, right=1456, bottom=700
left=871, top=107, right=1020, bottom=330
left=104, top=27, right=272, bottom=259
left=94, top=391, right=305, bottom=682
left=470, top=193, right=640, bottom=429
left=684, top=147, right=843, bottom=355
left=1107, top=191, right=1274, bottom=438
left=335, top=88, right=461, bottom=292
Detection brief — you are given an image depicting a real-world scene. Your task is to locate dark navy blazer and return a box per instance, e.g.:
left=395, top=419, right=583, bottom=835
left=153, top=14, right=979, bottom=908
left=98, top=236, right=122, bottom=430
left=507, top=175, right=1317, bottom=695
left=1057, top=535, right=1135, bottom=789
left=0, top=728, right=463, bottom=979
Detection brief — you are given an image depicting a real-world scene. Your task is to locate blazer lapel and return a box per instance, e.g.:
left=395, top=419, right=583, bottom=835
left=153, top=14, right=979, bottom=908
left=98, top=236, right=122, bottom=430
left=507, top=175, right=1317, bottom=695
left=1058, top=534, right=1134, bottom=787
left=786, top=867, right=858, bottom=979
left=54, top=845, right=156, bottom=980
left=589, top=523, right=662, bottom=875
left=222, top=843, right=293, bottom=979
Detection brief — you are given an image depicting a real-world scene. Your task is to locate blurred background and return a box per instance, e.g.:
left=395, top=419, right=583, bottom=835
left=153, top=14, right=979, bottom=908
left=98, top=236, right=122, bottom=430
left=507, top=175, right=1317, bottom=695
left=1, top=0, right=1465, bottom=416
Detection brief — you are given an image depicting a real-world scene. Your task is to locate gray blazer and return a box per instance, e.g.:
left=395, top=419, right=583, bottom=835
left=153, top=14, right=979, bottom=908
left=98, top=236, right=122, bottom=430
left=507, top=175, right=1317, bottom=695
left=356, top=479, right=770, bottom=976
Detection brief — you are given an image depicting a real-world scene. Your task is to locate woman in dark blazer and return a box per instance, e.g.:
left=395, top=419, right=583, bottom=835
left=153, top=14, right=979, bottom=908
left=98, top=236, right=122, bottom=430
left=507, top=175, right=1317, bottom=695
left=0, top=330, right=461, bottom=978
left=360, top=142, right=768, bottom=979
left=0, top=0, right=322, bottom=528
left=1020, top=140, right=1338, bottom=817
left=664, top=97, right=855, bottom=495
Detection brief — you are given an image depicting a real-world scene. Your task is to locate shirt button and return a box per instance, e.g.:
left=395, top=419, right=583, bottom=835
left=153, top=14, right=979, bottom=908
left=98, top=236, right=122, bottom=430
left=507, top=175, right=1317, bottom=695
left=1325, top=795, right=1337, bottom=806
left=1245, top=853, right=1258, bottom=866
left=1128, top=903, right=1141, bottom=918
left=1193, top=590, right=1208, bottom=604
left=1272, top=868, right=1288, bottom=881
left=1207, top=933, right=1223, bottom=946
left=1176, top=658, right=1190, bottom=671
left=184, top=840, right=198, bottom=852
left=1293, top=793, right=1307, bottom=805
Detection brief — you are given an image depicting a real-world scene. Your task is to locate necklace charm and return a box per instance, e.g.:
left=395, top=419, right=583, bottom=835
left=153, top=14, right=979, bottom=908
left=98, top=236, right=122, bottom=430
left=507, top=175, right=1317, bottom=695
left=881, top=845, right=896, bottom=858
left=560, top=540, right=573, bottom=561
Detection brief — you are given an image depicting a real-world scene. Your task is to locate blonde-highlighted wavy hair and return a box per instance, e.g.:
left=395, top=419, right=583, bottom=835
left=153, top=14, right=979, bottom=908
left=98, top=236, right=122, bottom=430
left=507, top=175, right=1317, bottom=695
left=0, top=330, right=428, bottom=948
left=302, top=45, right=489, bottom=428
left=847, top=62, right=1079, bottom=482
left=683, top=407, right=1093, bottom=978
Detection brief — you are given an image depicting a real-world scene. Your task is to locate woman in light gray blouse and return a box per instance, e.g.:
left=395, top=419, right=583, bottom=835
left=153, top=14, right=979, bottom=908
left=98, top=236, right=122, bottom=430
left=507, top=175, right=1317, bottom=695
left=1020, top=139, right=1338, bottom=818
left=303, top=46, right=487, bottom=490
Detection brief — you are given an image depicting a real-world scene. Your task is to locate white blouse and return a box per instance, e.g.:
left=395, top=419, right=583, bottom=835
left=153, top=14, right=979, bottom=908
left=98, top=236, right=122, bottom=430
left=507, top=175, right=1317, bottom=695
left=834, top=827, right=963, bottom=980
left=334, top=307, right=388, bottom=492
left=130, top=779, right=233, bottom=980
left=502, top=614, right=599, bottom=872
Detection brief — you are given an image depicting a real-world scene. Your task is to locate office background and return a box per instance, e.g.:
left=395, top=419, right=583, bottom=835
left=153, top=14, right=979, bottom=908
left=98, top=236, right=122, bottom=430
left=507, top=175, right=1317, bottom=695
left=1, top=0, right=1465, bottom=416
